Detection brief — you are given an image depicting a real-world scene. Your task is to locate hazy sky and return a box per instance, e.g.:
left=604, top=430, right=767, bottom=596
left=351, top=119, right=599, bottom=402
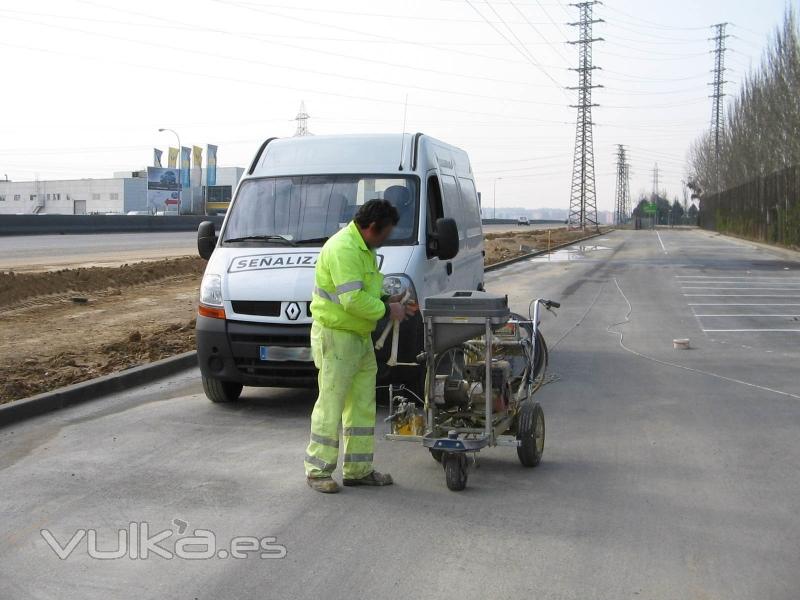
left=0, top=0, right=789, bottom=211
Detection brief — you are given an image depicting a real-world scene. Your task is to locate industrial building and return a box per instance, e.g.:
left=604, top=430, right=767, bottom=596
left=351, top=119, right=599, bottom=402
left=0, top=167, right=244, bottom=215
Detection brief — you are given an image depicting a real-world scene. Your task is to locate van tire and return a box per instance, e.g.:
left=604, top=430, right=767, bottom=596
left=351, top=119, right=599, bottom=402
left=202, top=376, right=243, bottom=403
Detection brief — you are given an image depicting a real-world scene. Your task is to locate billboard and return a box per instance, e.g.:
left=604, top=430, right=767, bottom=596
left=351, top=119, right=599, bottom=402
left=180, top=147, right=191, bottom=189
left=206, top=144, right=218, bottom=187
left=147, top=167, right=181, bottom=213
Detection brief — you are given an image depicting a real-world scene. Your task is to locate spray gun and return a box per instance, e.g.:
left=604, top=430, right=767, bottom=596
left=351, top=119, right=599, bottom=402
left=374, top=290, right=418, bottom=367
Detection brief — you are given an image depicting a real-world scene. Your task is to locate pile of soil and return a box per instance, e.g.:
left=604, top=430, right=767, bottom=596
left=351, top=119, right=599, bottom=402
left=0, top=320, right=197, bottom=404
left=0, top=257, right=206, bottom=311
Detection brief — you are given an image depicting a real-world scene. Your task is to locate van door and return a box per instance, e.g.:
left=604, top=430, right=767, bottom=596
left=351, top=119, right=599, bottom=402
left=435, top=171, right=475, bottom=290
left=423, top=171, right=452, bottom=296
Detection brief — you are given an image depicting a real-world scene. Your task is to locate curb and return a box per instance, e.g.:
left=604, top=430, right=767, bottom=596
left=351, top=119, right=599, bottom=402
left=484, top=229, right=611, bottom=272
left=0, top=351, right=198, bottom=428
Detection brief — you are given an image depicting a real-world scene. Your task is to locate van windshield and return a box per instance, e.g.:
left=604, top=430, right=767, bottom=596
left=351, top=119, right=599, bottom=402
left=222, top=175, right=419, bottom=246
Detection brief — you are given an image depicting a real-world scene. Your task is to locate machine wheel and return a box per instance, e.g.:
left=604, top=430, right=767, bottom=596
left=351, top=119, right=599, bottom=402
left=202, top=376, right=243, bottom=403
left=429, top=449, right=444, bottom=463
left=444, top=453, right=468, bottom=491
left=516, top=400, right=545, bottom=467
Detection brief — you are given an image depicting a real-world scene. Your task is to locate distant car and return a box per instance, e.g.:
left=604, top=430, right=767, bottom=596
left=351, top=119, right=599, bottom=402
left=517, top=216, right=529, bottom=226
left=126, top=210, right=151, bottom=215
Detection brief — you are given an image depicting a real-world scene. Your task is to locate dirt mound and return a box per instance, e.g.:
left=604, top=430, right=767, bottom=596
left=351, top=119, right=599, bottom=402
left=0, top=257, right=206, bottom=310
left=0, top=319, right=197, bottom=404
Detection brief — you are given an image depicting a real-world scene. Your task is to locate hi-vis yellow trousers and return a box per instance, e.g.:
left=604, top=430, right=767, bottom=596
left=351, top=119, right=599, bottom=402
left=304, top=321, right=377, bottom=480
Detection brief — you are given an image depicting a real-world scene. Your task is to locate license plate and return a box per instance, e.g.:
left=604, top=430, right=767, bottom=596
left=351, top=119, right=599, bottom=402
left=259, top=346, right=312, bottom=362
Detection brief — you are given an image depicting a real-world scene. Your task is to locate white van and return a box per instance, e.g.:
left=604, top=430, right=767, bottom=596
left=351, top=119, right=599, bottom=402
left=195, top=133, right=484, bottom=403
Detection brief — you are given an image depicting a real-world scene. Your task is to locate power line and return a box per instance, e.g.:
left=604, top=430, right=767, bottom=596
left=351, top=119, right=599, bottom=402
left=466, top=0, right=567, bottom=93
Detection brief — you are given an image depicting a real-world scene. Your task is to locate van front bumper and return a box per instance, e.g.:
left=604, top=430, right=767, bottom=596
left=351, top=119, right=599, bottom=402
left=196, top=313, right=424, bottom=389
left=196, top=316, right=318, bottom=387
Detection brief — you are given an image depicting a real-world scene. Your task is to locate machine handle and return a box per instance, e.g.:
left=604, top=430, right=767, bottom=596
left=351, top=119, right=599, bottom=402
left=546, top=300, right=561, bottom=309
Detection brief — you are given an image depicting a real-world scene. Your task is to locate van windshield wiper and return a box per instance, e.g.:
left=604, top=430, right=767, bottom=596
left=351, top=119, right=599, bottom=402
left=294, top=236, right=329, bottom=245
left=224, top=234, right=296, bottom=246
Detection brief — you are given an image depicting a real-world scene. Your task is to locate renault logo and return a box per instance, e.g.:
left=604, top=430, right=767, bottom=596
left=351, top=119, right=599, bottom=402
left=285, top=302, right=301, bottom=321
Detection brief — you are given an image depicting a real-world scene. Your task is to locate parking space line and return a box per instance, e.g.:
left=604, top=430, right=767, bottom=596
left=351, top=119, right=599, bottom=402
left=688, top=303, right=800, bottom=306
left=694, top=314, right=800, bottom=317
left=682, top=287, right=800, bottom=291
left=701, top=329, right=800, bottom=332
left=683, top=294, right=800, bottom=297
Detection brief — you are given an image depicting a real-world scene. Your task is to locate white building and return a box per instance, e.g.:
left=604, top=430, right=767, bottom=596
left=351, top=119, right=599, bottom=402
left=0, top=167, right=244, bottom=215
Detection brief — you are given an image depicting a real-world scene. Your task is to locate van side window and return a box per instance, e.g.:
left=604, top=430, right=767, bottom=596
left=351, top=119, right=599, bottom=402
left=440, top=175, right=465, bottom=241
left=458, top=177, right=483, bottom=239
left=426, top=175, right=444, bottom=257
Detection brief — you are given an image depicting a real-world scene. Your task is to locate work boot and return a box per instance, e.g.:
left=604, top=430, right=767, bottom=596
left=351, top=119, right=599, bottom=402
left=343, top=470, right=393, bottom=487
left=306, top=476, right=340, bottom=494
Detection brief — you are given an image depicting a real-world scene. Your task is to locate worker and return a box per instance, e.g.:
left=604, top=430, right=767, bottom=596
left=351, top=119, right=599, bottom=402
left=304, top=199, right=417, bottom=494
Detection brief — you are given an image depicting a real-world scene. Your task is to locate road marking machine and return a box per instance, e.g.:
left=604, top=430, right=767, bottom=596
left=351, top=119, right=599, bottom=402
left=382, top=290, right=559, bottom=491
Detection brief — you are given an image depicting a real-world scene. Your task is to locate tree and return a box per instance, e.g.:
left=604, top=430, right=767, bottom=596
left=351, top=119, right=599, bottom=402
left=687, top=8, right=800, bottom=195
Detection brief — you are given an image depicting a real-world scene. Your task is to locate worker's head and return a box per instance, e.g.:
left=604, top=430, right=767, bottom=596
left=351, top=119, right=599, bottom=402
left=354, top=199, right=400, bottom=248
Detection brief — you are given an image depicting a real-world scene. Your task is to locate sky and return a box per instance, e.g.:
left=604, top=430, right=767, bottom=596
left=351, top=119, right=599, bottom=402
left=0, top=0, right=791, bottom=212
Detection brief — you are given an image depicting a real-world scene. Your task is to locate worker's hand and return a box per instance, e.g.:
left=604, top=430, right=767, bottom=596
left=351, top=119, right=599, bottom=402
left=387, top=293, right=408, bottom=304
left=388, top=302, right=407, bottom=321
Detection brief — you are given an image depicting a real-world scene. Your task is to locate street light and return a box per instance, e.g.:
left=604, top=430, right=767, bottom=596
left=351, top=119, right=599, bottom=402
left=158, top=128, right=182, bottom=213
left=493, top=177, right=503, bottom=219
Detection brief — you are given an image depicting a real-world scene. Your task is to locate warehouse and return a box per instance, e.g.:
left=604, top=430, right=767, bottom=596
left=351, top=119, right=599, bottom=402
left=0, top=167, right=244, bottom=215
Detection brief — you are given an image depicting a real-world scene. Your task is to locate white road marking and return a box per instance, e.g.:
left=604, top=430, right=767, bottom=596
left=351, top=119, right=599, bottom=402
left=683, top=294, right=800, bottom=297
left=688, top=303, right=800, bottom=306
left=701, top=329, right=800, bottom=332
left=656, top=231, right=667, bottom=254
left=694, top=314, right=800, bottom=317
left=682, top=287, right=800, bottom=291
left=675, top=275, right=800, bottom=280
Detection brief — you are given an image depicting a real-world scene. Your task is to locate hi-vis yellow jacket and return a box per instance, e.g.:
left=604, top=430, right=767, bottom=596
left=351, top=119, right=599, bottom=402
left=310, top=221, right=386, bottom=337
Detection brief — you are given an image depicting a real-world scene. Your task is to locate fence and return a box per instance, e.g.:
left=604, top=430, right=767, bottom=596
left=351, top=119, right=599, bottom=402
left=699, top=165, right=800, bottom=248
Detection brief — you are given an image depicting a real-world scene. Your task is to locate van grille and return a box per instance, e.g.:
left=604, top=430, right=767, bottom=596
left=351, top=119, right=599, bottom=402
left=231, top=300, right=281, bottom=317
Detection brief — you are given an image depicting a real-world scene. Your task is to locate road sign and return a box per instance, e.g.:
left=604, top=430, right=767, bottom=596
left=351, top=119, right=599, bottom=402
left=644, top=203, right=657, bottom=214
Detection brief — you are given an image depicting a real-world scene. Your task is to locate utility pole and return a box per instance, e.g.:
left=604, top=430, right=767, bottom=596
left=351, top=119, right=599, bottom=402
left=613, top=144, right=630, bottom=225
left=651, top=163, right=660, bottom=229
left=292, top=100, right=312, bottom=137
left=567, top=1, right=603, bottom=232
left=709, top=23, right=729, bottom=193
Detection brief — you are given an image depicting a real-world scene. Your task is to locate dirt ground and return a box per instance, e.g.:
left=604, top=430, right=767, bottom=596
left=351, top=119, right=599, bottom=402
left=0, top=259, right=204, bottom=404
left=483, top=226, right=605, bottom=265
left=0, top=227, right=602, bottom=405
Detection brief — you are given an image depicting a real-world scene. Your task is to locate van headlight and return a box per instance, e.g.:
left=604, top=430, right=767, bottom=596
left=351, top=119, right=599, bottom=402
left=200, top=274, right=223, bottom=306
left=383, top=274, right=416, bottom=302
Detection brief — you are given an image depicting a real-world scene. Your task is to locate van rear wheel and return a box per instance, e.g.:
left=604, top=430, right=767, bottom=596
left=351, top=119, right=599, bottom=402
left=202, top=376, right=243, bottom=403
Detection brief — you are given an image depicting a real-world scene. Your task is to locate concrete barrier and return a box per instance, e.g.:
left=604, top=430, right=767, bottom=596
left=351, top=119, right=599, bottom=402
left=481, top=218, right=565, bottom=226
left=0, top=214, right=224, bottom=236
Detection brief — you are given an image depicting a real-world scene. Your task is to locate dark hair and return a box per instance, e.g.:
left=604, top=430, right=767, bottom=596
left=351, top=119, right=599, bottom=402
left=354, top=198, right=400, bottom=231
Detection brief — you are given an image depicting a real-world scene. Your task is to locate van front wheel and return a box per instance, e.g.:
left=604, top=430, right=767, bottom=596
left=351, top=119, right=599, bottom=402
left=202, top=376, right=243, bottom=403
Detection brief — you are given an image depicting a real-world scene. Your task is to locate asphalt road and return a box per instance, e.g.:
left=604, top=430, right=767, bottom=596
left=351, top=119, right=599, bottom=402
left=1, top=228, right=799, bottom=599
left=0, top=224, right=564, bottom=271
left=0, top=231, right=199, bottom=271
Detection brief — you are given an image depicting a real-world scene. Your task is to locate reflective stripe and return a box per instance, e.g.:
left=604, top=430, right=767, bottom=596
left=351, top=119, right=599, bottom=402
left=310, top=432, right=339, bottom=448
left=343, top=453, right=373, bottom=463
left=336, top=280, right=364, bottom=294
left=314, top=286, right=340, bottom=304
left=305, top=454, right=336, bottom=472
left=343, top=426, right=374, bottom=436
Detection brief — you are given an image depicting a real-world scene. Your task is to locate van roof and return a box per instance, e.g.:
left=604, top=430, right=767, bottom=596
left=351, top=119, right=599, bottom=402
left=248, top=133, right=472, bottom=178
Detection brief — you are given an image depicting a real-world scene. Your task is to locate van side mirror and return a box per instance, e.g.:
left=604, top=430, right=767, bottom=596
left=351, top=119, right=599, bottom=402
left=197, top=221, right=217, bottom=260
left=433, top=217, right=459, bottom=261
